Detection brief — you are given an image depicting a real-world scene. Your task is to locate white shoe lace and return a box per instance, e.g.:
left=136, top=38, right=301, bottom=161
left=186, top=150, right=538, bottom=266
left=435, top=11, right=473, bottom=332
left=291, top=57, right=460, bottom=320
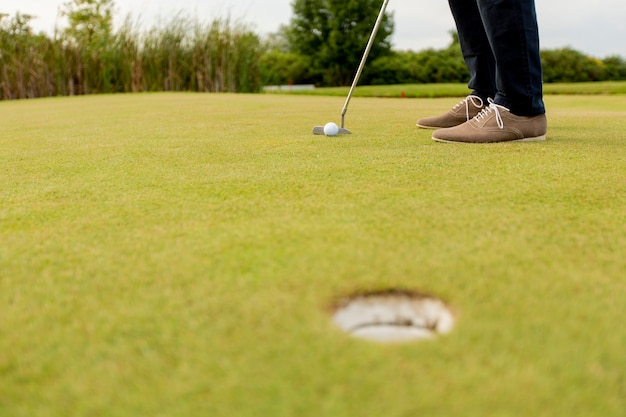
left=474, top=98, right=509, bottom=129
left=453, top=95, right=484, bottom=121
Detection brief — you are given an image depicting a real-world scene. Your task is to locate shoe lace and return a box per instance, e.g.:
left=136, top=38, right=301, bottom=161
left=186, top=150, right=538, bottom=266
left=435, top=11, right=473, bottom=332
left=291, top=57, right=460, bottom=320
left=453, top=95, right=484, bottom=121
left=475, top=98, right=509, bottom=129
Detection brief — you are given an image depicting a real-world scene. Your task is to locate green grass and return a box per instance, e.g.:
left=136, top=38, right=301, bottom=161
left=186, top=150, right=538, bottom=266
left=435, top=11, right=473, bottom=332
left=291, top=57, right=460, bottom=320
left=269, top=81, right=626, bottom=98
left=1, top=92, right=625, bottom=417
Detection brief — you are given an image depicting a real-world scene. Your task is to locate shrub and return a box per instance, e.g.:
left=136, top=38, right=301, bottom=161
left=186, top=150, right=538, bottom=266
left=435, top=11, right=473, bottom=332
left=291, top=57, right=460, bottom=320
left=259, top=50, right=313, bottom=86
left=362, top=47, right=469, bottom=85
left=541, top=47, right=607, bottom=82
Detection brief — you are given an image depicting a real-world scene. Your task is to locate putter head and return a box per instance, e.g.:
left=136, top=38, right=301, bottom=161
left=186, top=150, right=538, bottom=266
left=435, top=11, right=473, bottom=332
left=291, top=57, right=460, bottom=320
left=312, top=126, right=352, bottom=135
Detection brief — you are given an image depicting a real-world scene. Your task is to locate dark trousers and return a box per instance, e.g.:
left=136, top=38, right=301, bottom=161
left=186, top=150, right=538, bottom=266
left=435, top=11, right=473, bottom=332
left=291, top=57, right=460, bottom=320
left=448, top=0, right=545, bottom=116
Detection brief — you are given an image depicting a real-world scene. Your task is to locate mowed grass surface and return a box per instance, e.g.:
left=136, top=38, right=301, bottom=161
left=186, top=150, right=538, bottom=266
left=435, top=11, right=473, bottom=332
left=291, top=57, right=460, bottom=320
left=1, top=93, right=625, bottom=416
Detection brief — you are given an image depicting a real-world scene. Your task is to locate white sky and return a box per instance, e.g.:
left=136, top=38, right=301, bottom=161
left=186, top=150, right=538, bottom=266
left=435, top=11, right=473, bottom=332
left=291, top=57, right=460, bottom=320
left=2, top=0, right=625, bottom=58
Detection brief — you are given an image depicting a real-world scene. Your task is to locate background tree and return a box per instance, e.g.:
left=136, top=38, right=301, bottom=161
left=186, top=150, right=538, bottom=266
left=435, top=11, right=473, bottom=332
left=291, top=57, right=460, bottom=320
left=61, top=0, right=115, bottom=94
left=288, top=0, right=394, bottom=86
left=62, top=0, right=114, bottom=45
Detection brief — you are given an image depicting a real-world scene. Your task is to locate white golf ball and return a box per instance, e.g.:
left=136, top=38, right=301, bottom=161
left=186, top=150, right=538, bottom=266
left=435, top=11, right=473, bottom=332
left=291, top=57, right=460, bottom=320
left=323, top=122, right=339, bottom=136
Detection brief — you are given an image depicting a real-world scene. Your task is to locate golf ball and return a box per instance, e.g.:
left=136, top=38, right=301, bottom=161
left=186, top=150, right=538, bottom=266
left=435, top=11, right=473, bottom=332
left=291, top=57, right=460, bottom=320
left=323, top=122, right=339, bottom=136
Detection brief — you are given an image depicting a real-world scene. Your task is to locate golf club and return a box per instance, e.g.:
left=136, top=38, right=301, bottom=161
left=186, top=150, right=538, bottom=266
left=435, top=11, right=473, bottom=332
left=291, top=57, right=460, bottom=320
left=313, top=0, right=391, bottom=135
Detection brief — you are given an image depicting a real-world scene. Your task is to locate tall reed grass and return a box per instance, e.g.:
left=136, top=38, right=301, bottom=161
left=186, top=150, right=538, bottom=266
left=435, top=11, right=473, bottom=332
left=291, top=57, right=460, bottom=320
left=0, top=11, right=263, bottom=99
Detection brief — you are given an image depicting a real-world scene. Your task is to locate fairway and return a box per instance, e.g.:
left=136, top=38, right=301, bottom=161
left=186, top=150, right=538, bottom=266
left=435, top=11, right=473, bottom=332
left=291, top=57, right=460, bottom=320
left=1, top=92, right=625, bottom=416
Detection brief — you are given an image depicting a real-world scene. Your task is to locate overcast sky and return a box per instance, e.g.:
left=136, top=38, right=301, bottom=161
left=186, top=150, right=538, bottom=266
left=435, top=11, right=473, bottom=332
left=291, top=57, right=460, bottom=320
left=2, top=0, right=625, bottom=57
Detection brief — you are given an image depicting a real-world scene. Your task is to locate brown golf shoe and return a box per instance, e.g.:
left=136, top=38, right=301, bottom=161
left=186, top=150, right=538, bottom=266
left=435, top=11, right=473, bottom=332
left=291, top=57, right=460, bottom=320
left=432, top=101, right=547, bottom=144
left=417, top=95, right=486, bottom=129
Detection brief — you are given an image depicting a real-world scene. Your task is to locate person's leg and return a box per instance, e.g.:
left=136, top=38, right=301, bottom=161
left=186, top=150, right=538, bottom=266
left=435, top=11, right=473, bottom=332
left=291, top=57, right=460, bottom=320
left=416, top=0, right=493, bottom=129
left=476, top=0, right=545, bottom=116
left=448, top=0, right=497, bottom=101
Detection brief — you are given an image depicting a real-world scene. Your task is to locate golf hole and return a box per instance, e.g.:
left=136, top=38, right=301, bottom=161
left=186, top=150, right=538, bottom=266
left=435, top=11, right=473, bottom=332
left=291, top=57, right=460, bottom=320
left=332, top=290, right=455, bottom=343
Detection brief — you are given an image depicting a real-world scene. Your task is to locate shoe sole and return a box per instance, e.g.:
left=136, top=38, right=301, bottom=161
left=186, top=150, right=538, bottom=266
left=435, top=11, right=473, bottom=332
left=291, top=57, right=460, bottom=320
left=416, top=123, right=439, bottom=130
left=432, top=134, right=546, bottom=144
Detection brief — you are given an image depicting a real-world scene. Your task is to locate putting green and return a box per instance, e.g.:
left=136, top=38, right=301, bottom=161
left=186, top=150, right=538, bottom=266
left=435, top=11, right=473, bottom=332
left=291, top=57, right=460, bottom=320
left=1, top=93, right=625, bottom=416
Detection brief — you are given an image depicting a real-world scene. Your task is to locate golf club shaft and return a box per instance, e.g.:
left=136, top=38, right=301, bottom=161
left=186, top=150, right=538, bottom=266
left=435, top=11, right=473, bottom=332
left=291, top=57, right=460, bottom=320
left=341, top=0, right=391, bottom=128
